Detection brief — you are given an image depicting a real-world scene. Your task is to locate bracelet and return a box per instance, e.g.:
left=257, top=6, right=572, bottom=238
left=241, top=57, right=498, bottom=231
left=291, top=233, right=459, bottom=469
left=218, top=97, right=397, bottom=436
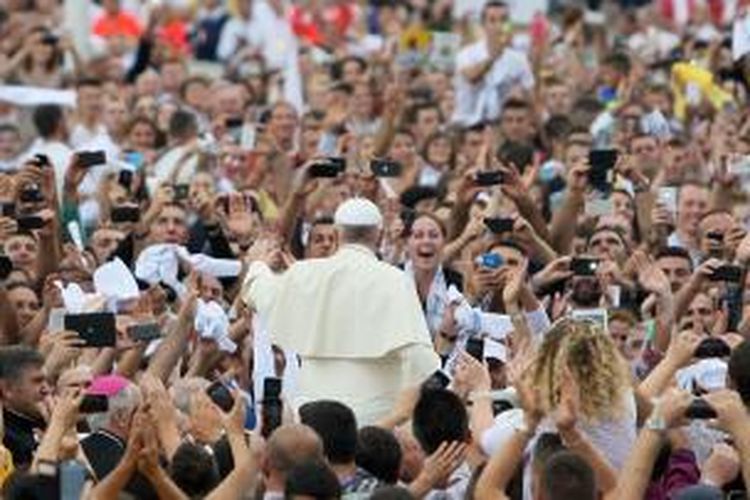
left=468, top=391, right=493, bottom=403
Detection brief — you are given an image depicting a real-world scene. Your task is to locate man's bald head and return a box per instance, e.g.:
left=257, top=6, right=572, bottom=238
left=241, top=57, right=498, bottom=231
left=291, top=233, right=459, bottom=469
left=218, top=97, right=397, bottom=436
left=267, top=424, right=324, bottom=474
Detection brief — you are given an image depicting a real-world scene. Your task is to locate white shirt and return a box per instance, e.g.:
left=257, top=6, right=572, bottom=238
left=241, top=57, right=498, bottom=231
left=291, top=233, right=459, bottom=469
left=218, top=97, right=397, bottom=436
left=151, top=144, right=199, bottom=186
left=453, top=41, right=534, bottom=126
left=69, top=123, right=107, bottom=150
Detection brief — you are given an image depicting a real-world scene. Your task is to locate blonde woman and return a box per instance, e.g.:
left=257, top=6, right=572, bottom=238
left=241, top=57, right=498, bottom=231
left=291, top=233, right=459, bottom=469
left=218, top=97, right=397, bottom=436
left=531, top=318, right=637, bottom=472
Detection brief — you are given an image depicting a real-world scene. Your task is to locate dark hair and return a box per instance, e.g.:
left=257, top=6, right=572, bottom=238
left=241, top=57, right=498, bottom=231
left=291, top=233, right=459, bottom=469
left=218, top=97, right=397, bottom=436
left=421, top=131, right=456, bottom=168
left=369, top=486, right=416, bottom=500
left=655, top=246, right=693, bottom=270
left=412, top=389, right=469, bottom=454
left=355, top=427, right=402, bottom=484
left=544, top=115, right=573, bottom=143
left=603, top=52, right=631, bottom=75
left=168, top=109, right=199, bottom=141
left=284, top=460, right=341, bottom=500
left=405, top=212, right=447, bottom=238
left=76, top=76, right=102, bottom=89
left=331, top=56, right=368, bottom=81
left=532, top=433, right=566, bottom=470
left=32, top=104, right=64, bottom=139
left=3, top=472, right=58, bottom=500
left=179, top=75, right=209, bottom=101
left=0, top=346, right=44, bottom=382
left=480, top=0, right=508, bottom=21
left=409, top=102, right=442, bottom=125
left=728, top=342, right=750, bottom=407
left=299, top=400, right=358, bottom=465
left=126, top=115, right=161, bottom=147
left=502, top=98, right=531, bottom=114
left=169, top=442, right=220, bottom=497
left=540, top=451, right=597, bottom=500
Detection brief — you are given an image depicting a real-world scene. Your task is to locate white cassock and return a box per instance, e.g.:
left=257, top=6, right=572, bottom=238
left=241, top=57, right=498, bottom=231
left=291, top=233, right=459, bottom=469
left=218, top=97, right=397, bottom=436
left=242, top=244, right=440, bottom=424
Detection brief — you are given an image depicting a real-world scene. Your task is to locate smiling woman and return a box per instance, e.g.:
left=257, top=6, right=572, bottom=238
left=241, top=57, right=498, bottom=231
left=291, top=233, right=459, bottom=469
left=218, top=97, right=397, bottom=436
left=404, top=212, right=464, bottom=337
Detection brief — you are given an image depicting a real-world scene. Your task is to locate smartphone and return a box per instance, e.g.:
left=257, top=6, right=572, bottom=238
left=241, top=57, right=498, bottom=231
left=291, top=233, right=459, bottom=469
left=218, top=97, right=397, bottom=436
left=41, top=33, right=58, bottom=45
left=63, top=312, right=117, bottom=347
left=423, top=369, right=451, bottom=391
left=465, top=337, right=484, bottom=361
left=370, top=159, right=403, bottom=177
left=684, top=398, right=718, bottom=419
left=173, top=184, right=190, bottom=201
left=261, top=377, right=283, bottom=438
left=263, top=377, right=282, bottom=400
left=571, top=257, right=600, bottom=276
left=694, top=337, right=731, bottom=358
left=206, top=380, right=234, bottom=412
left=59, top=459, right=88, bottom=500
left=32, top=153, right=51, bottom=168
left=126, top=322, right=161, bottom=342
left=19, top=186, right=44, bottom=203
left=0, top=255, right=11, bottom=280
left=79, top=394, right=109, bottom=414
left=47, top=307, right=66, bottom=333
left=475, top=171, right=504, bottom=187
left=17, top=215, right=46, bottom=230
left=0, top=202, right=14, bottom=217
left=483, top=217, right=514, bottom=234
left=657, top=187, right=678, bottom=214
left=709, top=265, right=742, bottom=282
left=111, top=205, right=140, bottom=223
left=475, top=252, right=503, bottom=269
left=118, top=170, right=133, bottom=190
left=77, top=150, right=106, bottom=168
left=588, top=149, right=617, bottom=192
left=225, top=117, right=244, bottom=129
left=309, top=159, right=345, bottom=178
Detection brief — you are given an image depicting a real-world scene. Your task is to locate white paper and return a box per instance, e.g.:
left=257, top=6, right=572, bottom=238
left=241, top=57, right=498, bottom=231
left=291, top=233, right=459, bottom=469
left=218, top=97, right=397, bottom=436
left=187, top=254, right=242, bottom=277
left=94, top=258, right=140, bottom=301
left=676, top=359, right=728, bottom=392
left=733, top=14, right=750, bottom=61
left=194, top=299, right=236, bottom=353
left=480, top=313, right=514, bottom=341
left=484, top=338, right=508, bottom=363
left=0, top=86, right=77, bottom=107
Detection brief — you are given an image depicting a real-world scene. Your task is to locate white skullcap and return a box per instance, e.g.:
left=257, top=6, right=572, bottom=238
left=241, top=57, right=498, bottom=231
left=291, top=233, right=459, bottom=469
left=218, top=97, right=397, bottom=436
left=334, top=198, right=383, bottom=228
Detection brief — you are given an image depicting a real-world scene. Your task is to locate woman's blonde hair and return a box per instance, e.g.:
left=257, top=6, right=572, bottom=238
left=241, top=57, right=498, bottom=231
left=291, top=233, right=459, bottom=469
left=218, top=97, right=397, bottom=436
left=531, top=318, right=631, bottom=421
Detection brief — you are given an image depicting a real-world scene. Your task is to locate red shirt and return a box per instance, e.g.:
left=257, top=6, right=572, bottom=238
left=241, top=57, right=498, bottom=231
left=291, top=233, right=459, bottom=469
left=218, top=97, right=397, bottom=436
left=289, top=3, right=355, bottom=45
left=92, top=12, right=143, bottom=39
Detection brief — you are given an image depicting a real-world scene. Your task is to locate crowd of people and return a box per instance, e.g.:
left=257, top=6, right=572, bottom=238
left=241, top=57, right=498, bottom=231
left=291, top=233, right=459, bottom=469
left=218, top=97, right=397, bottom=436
left=2, top=0, right=750, bottom=498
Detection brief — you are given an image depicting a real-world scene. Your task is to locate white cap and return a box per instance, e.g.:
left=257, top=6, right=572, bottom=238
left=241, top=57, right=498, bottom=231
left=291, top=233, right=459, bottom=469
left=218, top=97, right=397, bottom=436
left=334, top=198, right=383, bottom=228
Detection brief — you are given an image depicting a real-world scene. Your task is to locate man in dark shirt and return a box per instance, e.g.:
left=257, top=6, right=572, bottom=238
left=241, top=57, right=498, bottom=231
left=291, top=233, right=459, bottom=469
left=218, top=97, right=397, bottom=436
left=0, top=346, right=49, bottom=470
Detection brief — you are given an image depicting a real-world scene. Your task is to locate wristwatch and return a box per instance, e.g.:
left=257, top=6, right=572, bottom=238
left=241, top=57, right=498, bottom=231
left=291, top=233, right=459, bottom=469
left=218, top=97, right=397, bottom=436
left=645, top=413, right=667, bottom=433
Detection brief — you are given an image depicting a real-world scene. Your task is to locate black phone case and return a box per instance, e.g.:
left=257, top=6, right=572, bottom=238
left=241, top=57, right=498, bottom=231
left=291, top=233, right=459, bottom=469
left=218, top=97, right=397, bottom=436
left=64, top=312, right=116, bottom=347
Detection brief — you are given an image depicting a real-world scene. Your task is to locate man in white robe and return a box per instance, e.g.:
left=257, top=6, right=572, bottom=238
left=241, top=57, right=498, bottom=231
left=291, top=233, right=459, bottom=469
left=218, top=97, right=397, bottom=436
left=242, top=198, right=439, bottom=424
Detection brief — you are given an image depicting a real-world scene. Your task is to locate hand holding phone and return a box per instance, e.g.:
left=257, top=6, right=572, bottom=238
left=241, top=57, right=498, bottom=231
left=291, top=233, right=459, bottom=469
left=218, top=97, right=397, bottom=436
left=370, top=159, right=402, bottom=177
left=483, top=217, right=514, bottom=234
left=694, top=337, right=731, bottom=358
left=206, top=380, right=234, bottom=412
left=571, top=257, right=600, bottom=276
left=684, top=398, right=718, bottom=419
left=76, top=150, right=107, bottom=168
left=63, top=312, right=116, bottom=347
left=474, top=171, right=504, bottom=187
left=309, top=158, right=345, bottom=178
